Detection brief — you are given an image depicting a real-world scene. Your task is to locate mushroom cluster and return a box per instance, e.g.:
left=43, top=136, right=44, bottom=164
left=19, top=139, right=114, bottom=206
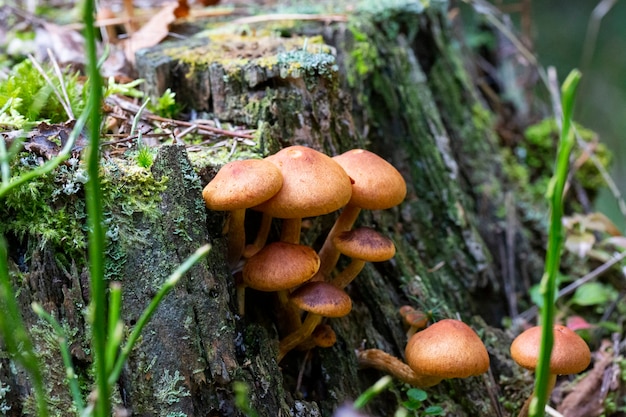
left=202, top=146, right=407, bottom=361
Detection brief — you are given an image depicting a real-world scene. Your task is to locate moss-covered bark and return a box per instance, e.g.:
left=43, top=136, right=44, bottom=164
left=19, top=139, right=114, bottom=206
left=0, top=1, right=547, bottom=416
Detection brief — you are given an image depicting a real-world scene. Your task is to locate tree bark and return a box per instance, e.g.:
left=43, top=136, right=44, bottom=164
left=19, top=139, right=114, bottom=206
left=0, top=2, right=544, bottom=416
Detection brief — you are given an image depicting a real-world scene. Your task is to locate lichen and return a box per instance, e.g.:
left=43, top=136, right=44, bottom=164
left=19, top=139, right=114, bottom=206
left=155, top=370, right=191, bottom=406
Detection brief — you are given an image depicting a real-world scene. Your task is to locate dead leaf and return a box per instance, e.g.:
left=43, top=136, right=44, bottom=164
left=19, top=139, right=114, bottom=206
left=3, top=121, right=86, bottom=160
left=564, top=231, right=595, bottom=258
left=557, top=341, right=614, bottom=417
left=121, top=2, right=178, bottom=63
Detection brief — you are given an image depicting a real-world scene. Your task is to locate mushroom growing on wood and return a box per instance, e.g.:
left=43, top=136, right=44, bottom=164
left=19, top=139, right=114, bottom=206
left=240, top=241, right=320, bottom=318
left=202, top=159, right=283, bottom=267
left=510, top=324, right=591, bottom=417
left=315, top=149, right=406, bottom=280
left=330, top=227, right=396, bottom=288
left=253, top=146, right=352, bottom=244
left=357, top=319, right=490, bottom=387
left=278, top=281, right=352, bottom=362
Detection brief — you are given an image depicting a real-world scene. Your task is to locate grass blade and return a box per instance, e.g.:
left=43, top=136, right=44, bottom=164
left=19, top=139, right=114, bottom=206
left=530, top=69, right=582, bottom=417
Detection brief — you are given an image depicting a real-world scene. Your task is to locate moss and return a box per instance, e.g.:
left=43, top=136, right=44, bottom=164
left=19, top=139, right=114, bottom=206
left=502, top=118, right=612, bottom=204
left=163, top=33, right=333, bottom=81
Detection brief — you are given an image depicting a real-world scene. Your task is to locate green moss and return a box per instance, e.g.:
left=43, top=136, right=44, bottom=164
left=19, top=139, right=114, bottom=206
left=0, top=152, right=168, bottom=275
left=163, top=34, right=333, bottom=81
left=502, top=118, right=612, bottom=203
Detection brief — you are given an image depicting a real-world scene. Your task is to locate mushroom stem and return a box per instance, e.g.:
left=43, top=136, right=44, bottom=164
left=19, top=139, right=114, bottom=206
left=243, top=212, right=273, bottom=258
left=278, top=313, right=322, bottom=362
left=314, top=204, right=361, bottom=280
left=227, top=208, right=247, bottom=267
left=331, top=259, right=365, bottom=288
left=276, top=290, right=302, bottom=334
left=357, top=349, right=441, bottom=388
left=280, top=218, right=302, bottom=244
left=517, top=373, right=557, bottom=417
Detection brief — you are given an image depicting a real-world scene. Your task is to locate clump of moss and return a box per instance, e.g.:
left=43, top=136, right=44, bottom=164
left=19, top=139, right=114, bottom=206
left=503, top=117, right=611, bottom=202
left=1, top=152, right=168, bottom=273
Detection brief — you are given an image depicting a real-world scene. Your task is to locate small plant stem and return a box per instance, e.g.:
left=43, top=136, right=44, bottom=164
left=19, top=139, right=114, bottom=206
left=531, top=69, right=581, bottom=417
left=518, top=374, right=556, bottom=417
left=82, top=0, right=107, bottom=413
left=0, top=238, right=49, bottom=417
left=353, top=375, right=393, bottom=409
left=105, top=282, right=123, bottom=374
left=32, top=302, right=86, bottom=414
left=108, top=243, right=211, bottom=385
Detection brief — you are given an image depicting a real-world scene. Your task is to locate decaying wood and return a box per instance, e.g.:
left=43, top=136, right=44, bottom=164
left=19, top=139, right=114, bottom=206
left=1, top=2, right=553, bottom=416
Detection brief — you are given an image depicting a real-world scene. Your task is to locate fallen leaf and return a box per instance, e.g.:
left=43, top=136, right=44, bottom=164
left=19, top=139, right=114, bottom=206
left=557, top=341, right=614, bottom=417
left=566, top=316, right=594, bottom=331
left=121, top=2, right=178, bottom=63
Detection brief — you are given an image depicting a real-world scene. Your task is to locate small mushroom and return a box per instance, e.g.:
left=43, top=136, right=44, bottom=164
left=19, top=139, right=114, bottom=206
left=330, top=227, right=396, bottom=288
left=202, top=159, right=283, bottom=267
left=278, top=281, right=351, bottom=362
left=357, top=319, right=490, bottom=388
left=510, top=324, right=591, bottom=417
left=240, top=241, right=319, bottom=319
left=399, top=305, right=429, bottom=338
left=316, top=149, right=406, bottom=279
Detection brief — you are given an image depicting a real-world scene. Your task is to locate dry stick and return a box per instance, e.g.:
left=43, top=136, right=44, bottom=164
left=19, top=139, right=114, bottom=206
left=105, top=95, right=255, bottom=139
left=28, top=54, right=74, bottom=120
left=515, top=250, right=626, bottom=323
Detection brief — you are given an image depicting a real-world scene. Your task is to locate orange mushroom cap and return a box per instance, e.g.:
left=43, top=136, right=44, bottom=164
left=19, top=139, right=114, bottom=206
left=405, top=319, right=490, bottom=379
left=510, top=324, right=591, bottom=375
left=332, top=227, right=396, bottom=262
left=242, top=242, right=320, bottom=291
left=289, top=281, right=352, bottom=318
left=254, top=146, right=352, bottom=218
left=332, top=149, right=406, bottom=210
left=202, top=159, right=283, bottom=211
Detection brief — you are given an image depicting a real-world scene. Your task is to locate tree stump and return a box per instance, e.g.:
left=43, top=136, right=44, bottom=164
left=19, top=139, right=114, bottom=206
left=0, top=2, right=545, bottom=416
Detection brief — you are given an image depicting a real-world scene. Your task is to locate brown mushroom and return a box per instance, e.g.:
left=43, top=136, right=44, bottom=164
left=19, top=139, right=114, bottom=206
left=202, top=159, right=283, bottom=266
left=510, top=324, right=591, bottom=417
left=330, top=227, right=396, bottom=288
left=240, top=241, right=319, bottom=318
left=399, top=305, right=429, bottom=338
left=316, top=149, right=406, bottom=279
left=253, top=146, right=352, bottom=244
left=357, top=319, right=490, bottom=387
left=278, top=281, right=351, bottom=362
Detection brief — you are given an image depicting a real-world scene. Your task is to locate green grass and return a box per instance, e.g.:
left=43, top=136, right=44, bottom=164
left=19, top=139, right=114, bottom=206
left=529, top=70, right=582, bottom=417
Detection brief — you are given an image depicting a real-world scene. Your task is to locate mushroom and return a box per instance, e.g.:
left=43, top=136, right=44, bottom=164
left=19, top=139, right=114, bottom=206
left=240, top=241, right=320, bottom=318
left=357, top=319, right=490, bottom=387
left=399, top=305, right=429, bottom=338
left=510, top=324, right=591, bottom=417
left=315, top=149, right=406, bottom=279
left=278, top=281, right=351, bottom=362
left=202, top=159, right=283, bottom=267
left=330, top=227, right=396, bottom=289
left=253, top=146, right=352, bottom=244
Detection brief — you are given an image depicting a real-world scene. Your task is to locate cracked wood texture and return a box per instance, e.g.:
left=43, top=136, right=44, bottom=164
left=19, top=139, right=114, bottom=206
left=1, top=2, right=544, bottom=416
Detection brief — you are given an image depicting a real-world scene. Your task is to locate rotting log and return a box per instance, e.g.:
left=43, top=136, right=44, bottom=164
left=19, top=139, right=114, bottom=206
left=0, top=2, right=548, bottom=416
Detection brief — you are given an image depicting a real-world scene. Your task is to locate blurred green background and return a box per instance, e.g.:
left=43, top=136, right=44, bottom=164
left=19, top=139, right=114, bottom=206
left=531, top=0, right=626, bottom=229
